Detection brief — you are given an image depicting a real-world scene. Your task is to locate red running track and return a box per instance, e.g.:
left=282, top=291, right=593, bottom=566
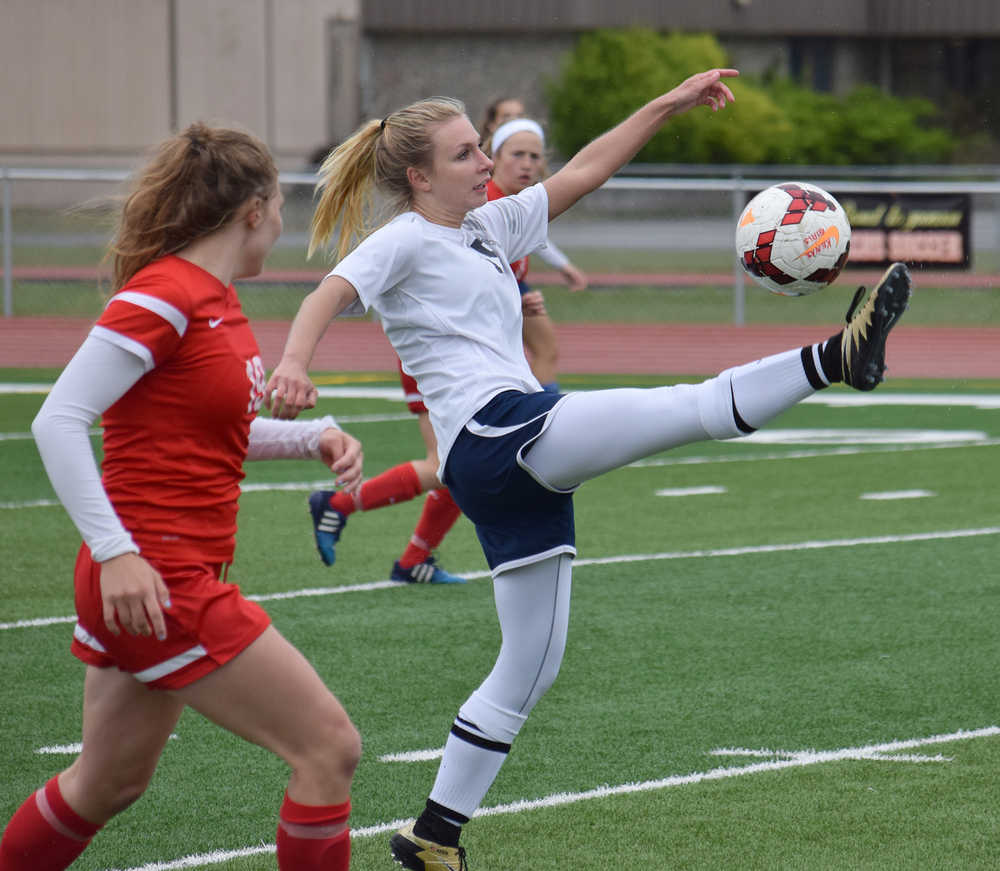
left=1, top=316, right=997, bottom=379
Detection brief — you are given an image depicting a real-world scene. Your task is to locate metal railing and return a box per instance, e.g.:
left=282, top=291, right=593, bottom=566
left=4, top=165, right=1000, bottom=323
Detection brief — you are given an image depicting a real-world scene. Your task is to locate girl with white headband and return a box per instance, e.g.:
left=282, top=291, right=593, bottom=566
left=265, top=68, right=911, bottom=871
left=486, top=117, right=588, bottom=393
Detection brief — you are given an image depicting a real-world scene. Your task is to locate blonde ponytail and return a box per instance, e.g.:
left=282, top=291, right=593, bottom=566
left=309, top=120, right=381, bottom=261
left=309, top=97, right=467, bottom=262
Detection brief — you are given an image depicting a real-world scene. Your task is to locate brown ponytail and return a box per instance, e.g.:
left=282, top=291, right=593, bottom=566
left=105, top=123, right=277, bottom=292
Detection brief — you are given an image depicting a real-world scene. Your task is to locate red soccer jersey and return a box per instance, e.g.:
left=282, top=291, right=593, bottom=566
left=487, top=179, right=529, bottom=281
left=94, top=256, right=266, bottom=563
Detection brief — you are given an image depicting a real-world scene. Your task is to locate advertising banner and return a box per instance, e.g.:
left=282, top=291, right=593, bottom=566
left=837, top=192, right=971, bottom=269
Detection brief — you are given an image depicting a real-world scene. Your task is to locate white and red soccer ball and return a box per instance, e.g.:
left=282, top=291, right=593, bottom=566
left=736, top=182, right=852, bottom=296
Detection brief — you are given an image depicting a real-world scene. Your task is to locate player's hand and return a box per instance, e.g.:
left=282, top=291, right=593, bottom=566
left=521, top=290, right=548, bottom=317
left=562, top=265, right=588, bottom=293
left=318, top=428, right=364, bottom=494
left=266, top=357, right=318, bottom=419
left=665, top=68, right=738, bottom=116
left=99, top=552, right=170, bottom=641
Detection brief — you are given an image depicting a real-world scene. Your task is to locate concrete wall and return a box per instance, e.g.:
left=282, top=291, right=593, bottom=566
left=0, top=0, right=171, bottom=159
left=358, top=32, right=578, bottom=132
left=0, top=0, right=358, bottom=168
left=1, top=0, right=995, bottom=172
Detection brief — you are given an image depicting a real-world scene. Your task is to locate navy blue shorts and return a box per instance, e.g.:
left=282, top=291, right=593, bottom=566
left=444, top=390, right=576, bottom=575
left=516, top=279, right=531, bottom=297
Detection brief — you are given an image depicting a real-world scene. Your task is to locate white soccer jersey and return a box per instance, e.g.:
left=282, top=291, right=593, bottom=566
left=331, top=182, right=550, bottom=473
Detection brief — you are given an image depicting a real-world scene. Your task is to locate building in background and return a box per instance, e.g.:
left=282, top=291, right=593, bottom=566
left=0, top=0, right=359, bottom=170
left=1, top=0, right=997, bottom=170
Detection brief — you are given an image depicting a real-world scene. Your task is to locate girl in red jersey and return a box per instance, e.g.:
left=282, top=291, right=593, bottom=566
left=0, top=125, right=363, bottom=871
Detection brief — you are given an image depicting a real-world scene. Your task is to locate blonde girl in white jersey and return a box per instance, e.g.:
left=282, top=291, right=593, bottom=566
left=266, top=69, right=911, bottom=871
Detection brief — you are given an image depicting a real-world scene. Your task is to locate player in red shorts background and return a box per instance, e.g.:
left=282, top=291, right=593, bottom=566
left=0, top=124, right=363, bottom=871
left=308, top=359, right=465, bottom=584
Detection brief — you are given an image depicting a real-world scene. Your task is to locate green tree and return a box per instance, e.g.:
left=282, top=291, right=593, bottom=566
left=547, top=29, right=957, bottom=165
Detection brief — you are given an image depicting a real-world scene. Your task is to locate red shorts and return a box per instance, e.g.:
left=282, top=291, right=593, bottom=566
left=398, top=359, right=427, bottom=415
left=70, top=545, right=271, bottom=690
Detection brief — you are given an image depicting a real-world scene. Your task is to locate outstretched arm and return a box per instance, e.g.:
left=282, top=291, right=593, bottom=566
left=248, top=415, right=364, bottom=493
left=265, top=274, right=360, bottom=419
left=544, top=68, right=738, bottom=221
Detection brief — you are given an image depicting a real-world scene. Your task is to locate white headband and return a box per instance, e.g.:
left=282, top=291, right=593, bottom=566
left=491, top=118, right=545, bottom=154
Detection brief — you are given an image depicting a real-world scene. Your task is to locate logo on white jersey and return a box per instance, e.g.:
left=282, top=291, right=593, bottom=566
left=470, top=238, right=505, bottom=273
left=245, top=355, right=266, bottom=413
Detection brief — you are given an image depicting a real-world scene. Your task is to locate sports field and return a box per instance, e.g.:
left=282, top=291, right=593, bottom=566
left=2, top=366, right=999, bottom=870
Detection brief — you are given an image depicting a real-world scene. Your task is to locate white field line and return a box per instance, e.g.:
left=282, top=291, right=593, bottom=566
left=742, top=428, right=988, bottom=445
left=709, top=746, right=952, bottom=763
left=0, top=413, right=408, bottom=443
left=628, top=436, right=1000, bottom=469
left=4, top=526, right=1000, bottom=632
left=379, top=747, right=445, bottom=763
left=1, top=480, right=336, bottom=510
left=655, top=485, right=727, bottom=496
left=108, top=725, right=1000, bottom=871
left=37, top=734, right=178, bottom=756
left=1, top=615, right=76, bottom=630
left=802, top=393, right=1000, bottom=410
left=0, top=383, right=407, bottom=402
left=0, top=498, right=60, bottom=509
left=5, top=434, right=999, bottom=512
left=859, top=489, right=935, bottom=500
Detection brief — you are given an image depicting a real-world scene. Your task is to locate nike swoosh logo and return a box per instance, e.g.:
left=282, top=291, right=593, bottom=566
left=208, top=317, right=224, bottom=328
left=738, top=208, right=756, bottom=228
left=797, top=225, right=840, bottom=259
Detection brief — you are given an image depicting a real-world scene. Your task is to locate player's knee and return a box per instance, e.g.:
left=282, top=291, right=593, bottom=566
left=524, top=643, right=565, bottom=711
left=538, top=651, right=563, bottom=695
left=311, top=709, right=362, bottom=783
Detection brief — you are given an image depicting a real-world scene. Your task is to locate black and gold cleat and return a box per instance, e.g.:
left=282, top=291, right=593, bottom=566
left=841, top=262, right=912, bottom=390
left=390, top=822, right=468, bottom=871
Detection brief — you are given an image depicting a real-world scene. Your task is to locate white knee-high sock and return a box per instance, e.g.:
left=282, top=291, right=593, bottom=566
left=698, top=347, right=817, bottom=439
left=525, top=348, right=818, bottom=490
left=428, top=554, right=572, bottom=819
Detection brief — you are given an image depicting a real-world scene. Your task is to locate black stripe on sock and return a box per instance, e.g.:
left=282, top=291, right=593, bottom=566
left=427, top=799, right=470, bottom=826
left=820, top=333, right=843, bottom=383
left=729, top=382, right=756, bottom=435
left=800, top=345, right=828, bottom=390
left=450, top=721, right=512, bottom=754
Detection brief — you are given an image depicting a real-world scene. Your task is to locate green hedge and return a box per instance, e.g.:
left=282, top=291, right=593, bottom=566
left=546, top=29, right=958, bottom=165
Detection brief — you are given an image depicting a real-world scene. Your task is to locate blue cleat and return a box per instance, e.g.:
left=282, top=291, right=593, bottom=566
left=390, top=557, right=466, bottom=585
left=308, top=490, right=347, bottom=566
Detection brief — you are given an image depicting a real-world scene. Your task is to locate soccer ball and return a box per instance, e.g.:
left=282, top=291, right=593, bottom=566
left=735, top=182, right=851, bottom=296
